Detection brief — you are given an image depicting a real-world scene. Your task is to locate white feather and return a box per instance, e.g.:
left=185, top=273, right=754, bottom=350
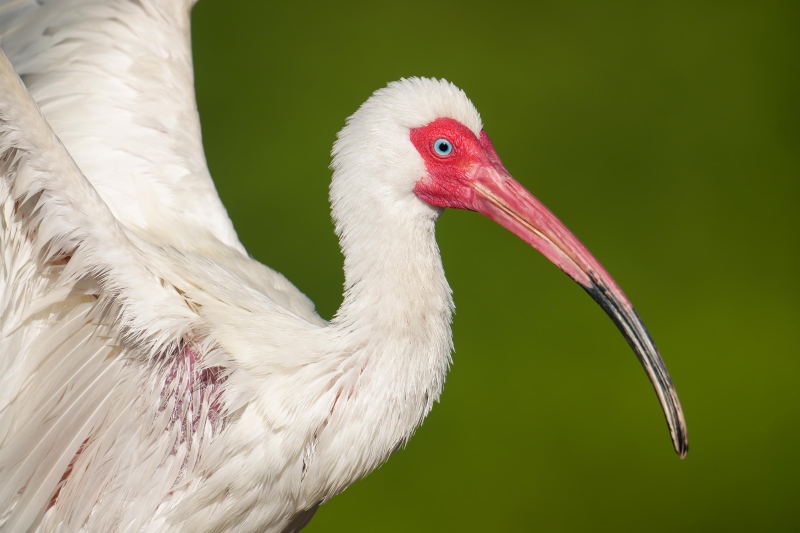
left=0, top=0, right=240, bottom=253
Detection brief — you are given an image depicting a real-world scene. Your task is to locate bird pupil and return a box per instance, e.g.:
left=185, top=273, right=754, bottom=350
left=438, top=142, right=448, bottom=152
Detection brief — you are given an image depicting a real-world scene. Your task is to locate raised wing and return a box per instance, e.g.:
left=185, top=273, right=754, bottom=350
left=0, top=34, right=328, bottom=528
left=0, top=0, right=244, bottom=253
left=0, top=46, right=206, bottom=530
left=0, top=1, right=335, bottom=527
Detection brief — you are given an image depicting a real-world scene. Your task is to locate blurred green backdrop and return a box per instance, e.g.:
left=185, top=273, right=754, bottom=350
left=191, top=1, right=799, bottom=531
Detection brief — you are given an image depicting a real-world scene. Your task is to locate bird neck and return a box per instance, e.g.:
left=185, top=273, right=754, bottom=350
left=334, top=207, right=453, bottom=327
left=307, top=203, right=453, bottom=496
left=331, top=205, right=454, bottom=394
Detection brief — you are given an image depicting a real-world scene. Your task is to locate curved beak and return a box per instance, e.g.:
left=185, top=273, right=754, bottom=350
left=473, top=133, right=688, bottom=457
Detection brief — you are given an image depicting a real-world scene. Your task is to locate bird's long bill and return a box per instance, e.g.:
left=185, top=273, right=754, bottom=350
left=471, top=164, right=688, bottom=458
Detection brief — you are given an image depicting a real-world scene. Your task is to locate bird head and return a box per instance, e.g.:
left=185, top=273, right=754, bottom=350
left=331, top=77, right=687, bottom=457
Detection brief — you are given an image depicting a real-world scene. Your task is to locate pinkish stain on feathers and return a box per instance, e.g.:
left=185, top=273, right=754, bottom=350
left=159, top=343, right=226, bottom=454
left=48, top=343, right=226, bottom=509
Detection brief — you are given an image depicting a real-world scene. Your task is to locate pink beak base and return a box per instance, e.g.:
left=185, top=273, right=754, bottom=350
left=471, top=162, right=688, bottom=458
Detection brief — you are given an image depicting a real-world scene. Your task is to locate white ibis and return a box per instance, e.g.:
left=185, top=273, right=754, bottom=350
left=0, top=1, right=687, bottom=532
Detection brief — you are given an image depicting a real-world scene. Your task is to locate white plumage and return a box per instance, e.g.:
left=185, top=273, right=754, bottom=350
left=0, top=1, right=687, bottom=532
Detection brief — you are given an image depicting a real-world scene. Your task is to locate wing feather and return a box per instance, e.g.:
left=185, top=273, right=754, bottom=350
left=0, top=4, right=332, bottom=530
left=0, top=0, right=244, bottom=253
left=0, top=47, right=200, bottom=530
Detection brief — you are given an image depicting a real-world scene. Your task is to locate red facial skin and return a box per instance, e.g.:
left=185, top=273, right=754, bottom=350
left=410, top=118, right=688, bottom=458
left=411, top=118, right=487, bottom=211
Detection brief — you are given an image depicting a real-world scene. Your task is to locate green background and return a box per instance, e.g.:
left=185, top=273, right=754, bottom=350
left=191, top=1, right=798, bottom=531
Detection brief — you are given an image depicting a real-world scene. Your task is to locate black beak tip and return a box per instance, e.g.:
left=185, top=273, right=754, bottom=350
left=581, top=280, right=688, bottom=460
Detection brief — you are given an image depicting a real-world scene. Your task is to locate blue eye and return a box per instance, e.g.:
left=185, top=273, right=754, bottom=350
left=433, top=138, right=453, bottom=156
